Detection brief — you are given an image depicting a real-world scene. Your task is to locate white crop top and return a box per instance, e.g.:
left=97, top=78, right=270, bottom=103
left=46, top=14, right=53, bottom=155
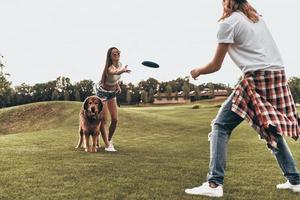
left=105, top=63, right=121, bottom=86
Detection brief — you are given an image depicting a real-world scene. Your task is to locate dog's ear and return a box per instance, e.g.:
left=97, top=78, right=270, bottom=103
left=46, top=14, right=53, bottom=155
left=99, top=112, right=104, bottom=121
left=98, top=98, right=103, bottom=112
left=83, top=97, right=89, bottom=110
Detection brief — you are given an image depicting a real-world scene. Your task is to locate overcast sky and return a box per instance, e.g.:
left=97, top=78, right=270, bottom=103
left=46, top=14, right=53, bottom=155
left=1, top=0, right=300, bottom=87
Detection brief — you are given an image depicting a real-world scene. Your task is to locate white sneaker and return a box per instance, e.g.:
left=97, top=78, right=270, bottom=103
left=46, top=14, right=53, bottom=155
left=185, top=182, right=223, bottom=197
left=276, top=181, right=300, bottom=192
left=105, top=143, right=117, bottom=152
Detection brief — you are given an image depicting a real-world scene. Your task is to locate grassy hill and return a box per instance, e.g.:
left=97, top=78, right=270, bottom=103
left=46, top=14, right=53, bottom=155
left=0, top=101, right=300, bottom=200
left=0, top=101, right=80, bottom=135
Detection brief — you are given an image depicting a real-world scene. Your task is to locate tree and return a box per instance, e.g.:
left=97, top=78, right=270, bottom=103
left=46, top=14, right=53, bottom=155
left=55, top=76, right=73, bottom=100
left=146, top=78, right=159, bottom=93
left=51, top=90, right=60, bottom=101
left=138, top=78, right=159, bottom=93
left=226, top=84, right=233, bottom=97
left=0, top=72, right=13, bottom=108
left=288, top=77, right=300, bottom=103
left=182, top=77, right=190, bottom=100
left=159, top=82, right=167, bottom=93
left=126, top=90, right=132, bottom=104
left=0, top=55, right=13, bottom=108
left=141, top=90, right=148, bottom=104
left=157, top=91, right=162, bottom=100
left=148, top=88, right=154, bottom=103
left=14, top=83, right=33, bottom=105
left=32, top=83, right=51, bottom=102
left=75, top=80, right=95, bottom=100
left=43, top=80, right=57, bottom=101
left=129, top=84, right=141, bottom=105
left=63, top=90, right=70, bottom=101
left=166, top=84, right=172, bottom=100
left=174, top=91, right=178, bottom=101
left=209, top=83, right=215, bottom=99
left=74, top=90, right=81, bottom=101
left=194, top=86, right=201, bottom=98
left=117, top=81, right=127, bottom=104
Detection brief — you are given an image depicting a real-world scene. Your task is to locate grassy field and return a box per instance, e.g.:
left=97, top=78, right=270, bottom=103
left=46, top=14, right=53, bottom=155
left=0, top=101, right=300, bottom=200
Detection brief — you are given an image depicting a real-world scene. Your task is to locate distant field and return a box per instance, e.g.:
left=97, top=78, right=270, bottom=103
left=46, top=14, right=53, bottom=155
left=0, top=101, right=300, bottom=200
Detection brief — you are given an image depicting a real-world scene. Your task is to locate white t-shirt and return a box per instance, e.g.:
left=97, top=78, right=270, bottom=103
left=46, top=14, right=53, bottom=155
left=217, top=11, right=284, bottom=72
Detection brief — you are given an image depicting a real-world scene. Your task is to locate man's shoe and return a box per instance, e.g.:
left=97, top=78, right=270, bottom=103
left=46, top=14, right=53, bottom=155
left=185, top=182, right=223, bottom=197
left=276, top=181, right=300, bottom=192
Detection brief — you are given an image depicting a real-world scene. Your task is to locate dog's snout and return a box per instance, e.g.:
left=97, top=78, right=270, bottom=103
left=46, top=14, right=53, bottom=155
left=91, top=107, right=96, bottom=113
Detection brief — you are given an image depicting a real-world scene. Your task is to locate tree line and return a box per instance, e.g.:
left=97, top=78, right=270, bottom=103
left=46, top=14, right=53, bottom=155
left=0, top=66, right=299, bottom=108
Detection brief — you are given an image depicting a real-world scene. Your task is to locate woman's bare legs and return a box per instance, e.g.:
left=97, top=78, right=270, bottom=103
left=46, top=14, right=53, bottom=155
left=106, top=98, right=118, bottom=141
left=100, top=102, right=110, bottom=147
left=100, top=98, right=118, bottom=151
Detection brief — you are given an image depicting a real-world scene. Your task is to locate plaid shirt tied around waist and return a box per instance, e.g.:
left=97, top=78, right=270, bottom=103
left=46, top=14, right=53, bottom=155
left=231, top=70, right=300, bottom=147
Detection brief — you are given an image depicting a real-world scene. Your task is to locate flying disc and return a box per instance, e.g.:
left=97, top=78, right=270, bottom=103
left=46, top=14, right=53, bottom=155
left=141, top=61, right=159, bottom=68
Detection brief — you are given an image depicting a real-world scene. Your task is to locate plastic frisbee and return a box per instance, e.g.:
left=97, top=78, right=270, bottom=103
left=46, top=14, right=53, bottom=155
left=141, top=61, right=159, bottom=68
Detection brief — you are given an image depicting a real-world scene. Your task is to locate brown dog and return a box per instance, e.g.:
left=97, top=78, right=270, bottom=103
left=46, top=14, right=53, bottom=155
left=76, top=96, right=103, bottom=153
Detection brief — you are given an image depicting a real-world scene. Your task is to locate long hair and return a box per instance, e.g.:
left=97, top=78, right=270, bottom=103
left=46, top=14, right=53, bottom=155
left=219, top=0, right=259, bottom=23
left=100, top=47, right=118, bottom=84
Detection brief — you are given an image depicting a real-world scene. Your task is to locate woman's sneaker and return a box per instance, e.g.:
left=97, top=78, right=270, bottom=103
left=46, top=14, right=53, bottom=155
left=276, top=181, right=300, bottom=192
left=105, top=142, right=117, bottom=152
left=185, top=182, right=223, bottom=197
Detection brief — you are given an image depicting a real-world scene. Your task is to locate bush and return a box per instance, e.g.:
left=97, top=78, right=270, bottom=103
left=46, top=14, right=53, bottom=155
left=192, top=105, right=200, bottom=109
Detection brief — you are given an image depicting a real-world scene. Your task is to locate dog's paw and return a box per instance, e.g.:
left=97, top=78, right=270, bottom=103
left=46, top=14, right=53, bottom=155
left=92, top=147, right=97, bottom=153
left=75, top=146, right=85, bottom=150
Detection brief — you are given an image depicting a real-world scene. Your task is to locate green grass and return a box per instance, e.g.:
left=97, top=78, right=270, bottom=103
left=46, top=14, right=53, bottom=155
left=0, top=101, right=300, bottom=200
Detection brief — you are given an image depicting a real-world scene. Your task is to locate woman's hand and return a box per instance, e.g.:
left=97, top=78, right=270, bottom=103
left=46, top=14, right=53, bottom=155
left=122, top=65, right=131, bottom=74
left=190, top=68, right=200, bottom=80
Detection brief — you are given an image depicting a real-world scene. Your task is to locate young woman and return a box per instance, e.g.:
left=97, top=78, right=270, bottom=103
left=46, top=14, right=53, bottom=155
left=97, top=47, right=131, bottom=152
left=185, top=0, right=300, bottom=197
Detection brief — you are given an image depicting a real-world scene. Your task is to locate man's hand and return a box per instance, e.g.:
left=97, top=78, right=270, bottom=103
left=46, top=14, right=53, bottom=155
left=190, top=68, right=200, bottom=80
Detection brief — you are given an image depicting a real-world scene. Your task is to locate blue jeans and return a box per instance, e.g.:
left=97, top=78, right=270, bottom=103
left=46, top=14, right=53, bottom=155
left=207, top=94, right=300, bottom=185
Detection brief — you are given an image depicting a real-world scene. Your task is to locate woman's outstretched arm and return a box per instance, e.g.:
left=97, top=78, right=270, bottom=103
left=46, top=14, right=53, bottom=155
left=190, top=43, right=229, bottom=80
left=108, top=65, right=131, bottom=75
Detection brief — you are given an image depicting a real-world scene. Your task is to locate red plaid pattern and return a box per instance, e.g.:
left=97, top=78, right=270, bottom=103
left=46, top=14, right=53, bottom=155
left=232, top=70, right=300, bottom=144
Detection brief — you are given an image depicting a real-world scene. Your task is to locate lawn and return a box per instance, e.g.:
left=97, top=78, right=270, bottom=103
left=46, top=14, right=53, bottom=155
left=0, top=101, right=299, bottom=200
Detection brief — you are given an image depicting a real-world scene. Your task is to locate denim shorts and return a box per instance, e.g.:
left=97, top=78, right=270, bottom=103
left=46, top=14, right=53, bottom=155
left=96, top=86, right=116, bottom=102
